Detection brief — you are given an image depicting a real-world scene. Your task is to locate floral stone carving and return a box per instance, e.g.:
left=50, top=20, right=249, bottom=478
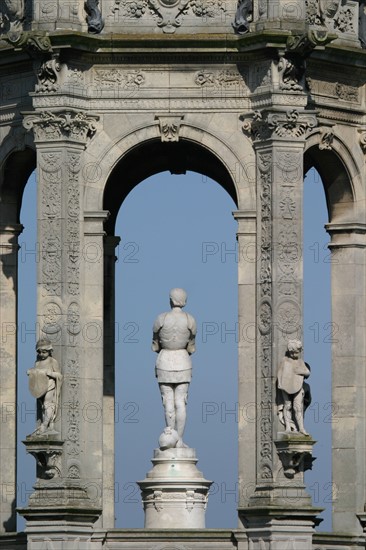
left=110, top=0, right=226, bottom=32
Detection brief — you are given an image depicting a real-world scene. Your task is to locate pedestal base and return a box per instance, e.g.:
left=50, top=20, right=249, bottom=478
left=137, top=448, right=212, bottom=528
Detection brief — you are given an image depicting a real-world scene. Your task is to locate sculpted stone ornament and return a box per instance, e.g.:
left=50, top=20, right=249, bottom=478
left=0, top=0, right=24, bottom=37
left=276, top=340, right=311, bottom=436
left=152, top=288, right=197, bottom=449
left=232, top=0, right=253, bottom=34
left=360, top=0, right=366, bottom=48
left=277, top=56, right=304, bottom=92
left=85, top=0, right=105, bottom=33
left=27, top=339, right=63, bottom=436
left=23, top=110, right=99, bottom=143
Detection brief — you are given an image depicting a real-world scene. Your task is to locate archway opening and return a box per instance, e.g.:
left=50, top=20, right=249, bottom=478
left=303, top=166, right=332, bottom=531
left=103, top=139, right=240, bottom=527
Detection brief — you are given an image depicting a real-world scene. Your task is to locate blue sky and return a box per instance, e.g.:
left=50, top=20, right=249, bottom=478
left=17, top=167, right=331, bottom=530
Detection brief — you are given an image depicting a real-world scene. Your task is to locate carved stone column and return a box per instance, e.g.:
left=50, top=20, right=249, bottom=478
left=19, top=110, right=102, bottom=546
left=0, top=223, right=23, bottom=532
left=233, top=211, right=257, bottom=510
left=326, top=223, right=366, bottom=535
left=103, top=235, right=120, bottom=528
left=239, top=108, right=322, bottom=547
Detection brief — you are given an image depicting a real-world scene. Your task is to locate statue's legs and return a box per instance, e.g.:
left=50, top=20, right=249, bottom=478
left=292, top=388, right=308, bottom=435
left=159, top=382, right=189, bottom=441
left=281, top=390, right=293, bottom=432
left=160, top=383, right=176, bottom=429
left=174, top=383, right=189, bottom=440
left=41, top=389, right=56, bottom=432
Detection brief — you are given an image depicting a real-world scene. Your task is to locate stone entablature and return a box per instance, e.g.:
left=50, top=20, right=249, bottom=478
left=0, top=0, right=364, bottom=43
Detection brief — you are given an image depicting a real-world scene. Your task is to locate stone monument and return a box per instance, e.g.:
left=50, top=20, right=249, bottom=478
left=138, top=289, right=212, bottom=528
left=0, top=0, right=365, bottom=545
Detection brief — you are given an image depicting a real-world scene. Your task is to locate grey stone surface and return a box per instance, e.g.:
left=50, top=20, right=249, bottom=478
left=138, top=448, right=212, bottom=528
left=0, top=0, right=365, bottom=545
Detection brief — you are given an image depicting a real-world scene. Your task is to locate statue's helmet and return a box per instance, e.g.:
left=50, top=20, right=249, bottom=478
left=169, top=288, right=187, bottom=308
left=36, top=338, right=53, bottom=352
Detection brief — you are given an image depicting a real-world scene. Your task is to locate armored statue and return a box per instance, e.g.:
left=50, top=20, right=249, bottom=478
left=152, top=288, right=197, bottom=448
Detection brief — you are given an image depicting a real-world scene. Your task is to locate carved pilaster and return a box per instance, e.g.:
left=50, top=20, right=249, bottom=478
left=19, top=111, right=102, bottom=524
left=239, top=108, right=321, bottom=543
left=0, top=223, right=23, bottom=532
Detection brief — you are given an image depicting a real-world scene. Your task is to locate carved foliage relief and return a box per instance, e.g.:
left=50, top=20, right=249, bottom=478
left=274, top=151, right=302, bottom=338
left=258, top=150, right=273, bottom=481
left=109, top=0, right=226, bottom=33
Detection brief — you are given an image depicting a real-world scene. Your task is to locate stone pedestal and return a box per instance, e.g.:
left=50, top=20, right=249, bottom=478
left=18, top=435, right=101, bottom=549
left=239, top=434, right=323, bottom=548
left=138, top=448, right=212, bottom=528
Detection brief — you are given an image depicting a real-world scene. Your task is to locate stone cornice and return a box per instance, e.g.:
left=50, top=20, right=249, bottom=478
left=325, top=222, right=366, bottom=248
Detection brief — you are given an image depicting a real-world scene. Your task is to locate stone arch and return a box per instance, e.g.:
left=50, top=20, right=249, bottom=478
left=84, top=121, right=255, bottom=225
left=304, top=129, right=364, bottom=223
left=0, top=145, right=36, bottom=224
left=88, top=122, right=248, bottom=526
left=304, top=127, right=366, bottom=534
left=0, top=143, right=36, bottom=531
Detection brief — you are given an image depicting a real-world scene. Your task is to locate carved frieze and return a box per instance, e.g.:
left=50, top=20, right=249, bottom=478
left=109, top=0, right=226, bottom=33
left=194, top=69, right=243, bottom=88
left=23, top=111, right=99, bottom=143
left=66, top=356, right=81, bottom=457
left=307, top=77, right=360, bottom=103
left=66, top=151, right=82, bottom=296
left=39, top=151, right=62, bottom=297
left=257, top=150, right=273, bottom=481
left=94, top=69, right=145, bottom=89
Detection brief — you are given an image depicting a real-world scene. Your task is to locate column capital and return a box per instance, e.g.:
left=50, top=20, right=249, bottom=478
left=325, top=222, right=366, bottom=249
left=23, top=110, right=99, bottom=146
left=241, top=109, right=317, bottom=144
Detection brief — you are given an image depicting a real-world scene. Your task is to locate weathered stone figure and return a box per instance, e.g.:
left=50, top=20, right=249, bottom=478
left=27, top=339, right=63, bottom=435
left=152, top=288, right=197, bottom=448
left=277, top=339, right=310, bottom=435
